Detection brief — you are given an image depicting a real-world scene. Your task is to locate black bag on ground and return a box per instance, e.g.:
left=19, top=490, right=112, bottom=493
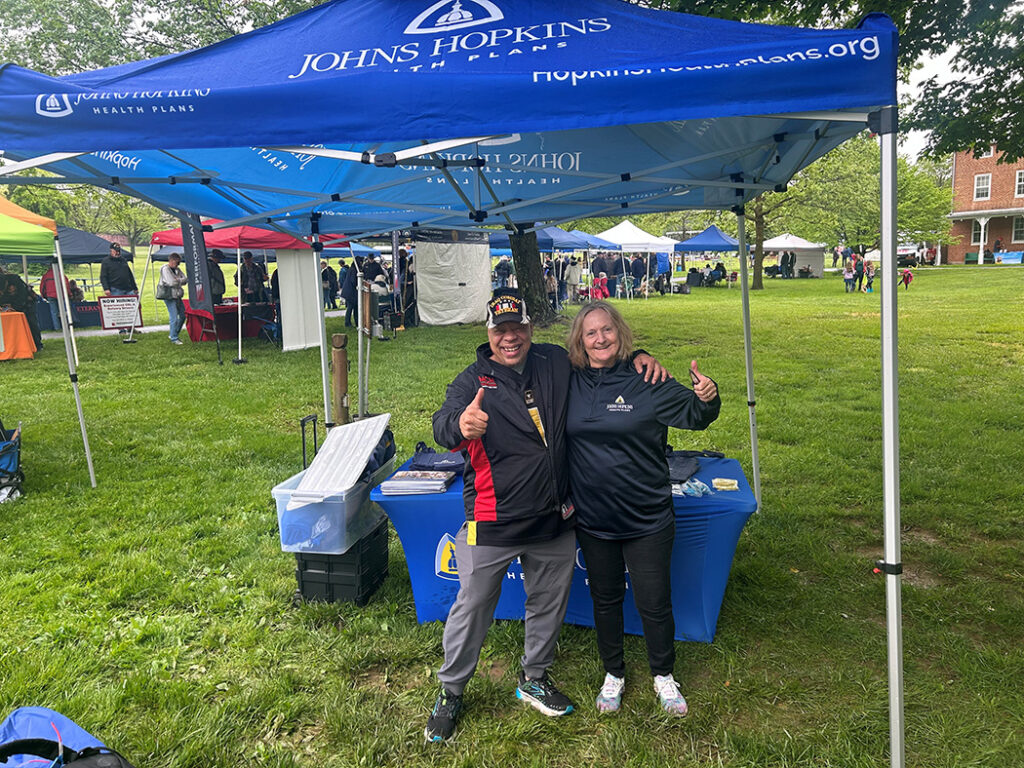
left=0, top=739, right=136, bottom=768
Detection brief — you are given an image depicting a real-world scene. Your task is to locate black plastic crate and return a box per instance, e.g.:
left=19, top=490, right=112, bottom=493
left=294, top=516, right=388, bottom=605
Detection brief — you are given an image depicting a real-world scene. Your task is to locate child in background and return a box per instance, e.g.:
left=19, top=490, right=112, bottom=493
left=842, top=260, right=855, bottom=292
left=863, top=260, right=876, bottom=293
left=900, top=269, right=913, bottom=290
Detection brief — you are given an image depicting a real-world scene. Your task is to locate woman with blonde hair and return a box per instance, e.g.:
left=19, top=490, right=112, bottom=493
left=566, top=301, right=720, bottom=715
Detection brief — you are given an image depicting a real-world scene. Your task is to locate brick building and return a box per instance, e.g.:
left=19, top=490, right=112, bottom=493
left=948, top=146, right=1024, bottom=264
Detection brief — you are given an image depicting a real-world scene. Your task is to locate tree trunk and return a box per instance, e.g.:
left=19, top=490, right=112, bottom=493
left=509, top=228, right=556, bottom=326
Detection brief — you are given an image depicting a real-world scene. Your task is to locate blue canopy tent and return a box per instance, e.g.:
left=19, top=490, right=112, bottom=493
left=489, top=226, right=589, bottom=252
left=674, top=225, right=739, bottom=252
left=0, top=4, right=907, bottom=759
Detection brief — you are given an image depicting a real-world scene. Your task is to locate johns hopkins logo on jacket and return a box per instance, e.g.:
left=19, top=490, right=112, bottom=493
left=405, top=0, right=504, bottom=35
left=607, top=395, right=633, bottom=413
left=435, top=533, right=459, bottom=580
left=35, top=94, right=73, bottom=118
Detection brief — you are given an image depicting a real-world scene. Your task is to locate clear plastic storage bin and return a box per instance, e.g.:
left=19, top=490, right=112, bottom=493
left=273, top=458, right=395, bottom=555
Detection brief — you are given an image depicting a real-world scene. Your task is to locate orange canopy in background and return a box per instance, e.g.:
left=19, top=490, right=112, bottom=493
left=0, top=196, right=57, bottom=234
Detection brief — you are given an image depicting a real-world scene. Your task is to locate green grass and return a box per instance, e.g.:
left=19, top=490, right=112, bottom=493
left=2, top=267, right=1022, bottom=767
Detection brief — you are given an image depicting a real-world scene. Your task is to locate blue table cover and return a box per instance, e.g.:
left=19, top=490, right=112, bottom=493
left=371, top=456, right=756, bottom=643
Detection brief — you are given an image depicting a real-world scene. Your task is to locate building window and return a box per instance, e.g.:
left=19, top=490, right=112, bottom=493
left=1014, top=217, right=1024, bottom=244
left=1016, top=170, right=1024, bottom=197
left=971, top=221, right=983, bottom=245
left=980, top=146, right=994, bottom=158
left=974, top=174, right=991, bottom=200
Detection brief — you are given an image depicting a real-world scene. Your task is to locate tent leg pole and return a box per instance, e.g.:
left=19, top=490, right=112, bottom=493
left=52, top=254, right=96, bottom=488
left=357, top=274, right=365, bottom=418
left=54, top=239, right=79, bottom=366
left=879, top=112, right=906, bottom=768
left=128, top=245, right=154, bottom=344
left=234, top=247, right=246, bottom=364
left=736, top=212, right=760, bottom=508
left=311, top=222, right=333, bottom=426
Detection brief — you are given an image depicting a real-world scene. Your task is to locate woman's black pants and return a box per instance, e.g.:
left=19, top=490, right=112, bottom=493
left=576, top=522, right=676, bottom=678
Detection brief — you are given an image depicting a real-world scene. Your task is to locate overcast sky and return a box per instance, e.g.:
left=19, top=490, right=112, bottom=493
left=898, top=50, right=955, bottom=160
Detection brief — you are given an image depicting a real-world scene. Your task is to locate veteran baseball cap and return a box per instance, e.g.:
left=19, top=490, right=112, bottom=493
left=486, top=289, right=530, bottom=328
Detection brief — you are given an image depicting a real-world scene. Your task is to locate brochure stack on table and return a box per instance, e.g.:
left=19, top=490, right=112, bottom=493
left=380, top=470, right=456, bottom=495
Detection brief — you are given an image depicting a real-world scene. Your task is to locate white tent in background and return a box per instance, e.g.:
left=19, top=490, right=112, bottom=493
left=763, top=233, right=828, bottom=277
left=597, top=220, right=678, bottom=253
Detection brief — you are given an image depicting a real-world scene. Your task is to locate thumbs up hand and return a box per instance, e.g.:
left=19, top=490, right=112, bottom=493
left=690, top=360, right=718, bottom=403
left=459, top=387, right=490, bottom=440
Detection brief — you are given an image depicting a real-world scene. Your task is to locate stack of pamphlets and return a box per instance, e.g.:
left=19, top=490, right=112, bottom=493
left=380, top=470, right=456, bottom=495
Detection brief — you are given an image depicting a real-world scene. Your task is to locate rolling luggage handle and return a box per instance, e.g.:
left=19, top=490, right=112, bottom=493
left=300, top=414, right=318, bottom=469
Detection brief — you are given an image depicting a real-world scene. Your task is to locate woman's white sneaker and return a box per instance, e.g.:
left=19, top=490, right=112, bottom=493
left=595, top=673, right=625, bottom=713
left=653, top=674, right=688, bottom=716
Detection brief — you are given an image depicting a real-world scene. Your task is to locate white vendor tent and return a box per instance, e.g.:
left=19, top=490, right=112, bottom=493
left=597, top=220, right=679, bottom=253
left=763, top=233, right=827, bottom=277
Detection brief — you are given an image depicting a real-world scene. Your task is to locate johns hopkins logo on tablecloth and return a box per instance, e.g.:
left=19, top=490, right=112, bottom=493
left=435, top=533, right=459, bottom=580
left=405, top=1, right=504, bottom=35
left=35, top=94, right=73, bottom=118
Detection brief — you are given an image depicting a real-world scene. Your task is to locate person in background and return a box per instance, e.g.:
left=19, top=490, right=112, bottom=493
left=337, top=259, right=349, bottom=301
left=565, top=257, right=583, bottom=303
left=40, top=264, right=70, bottom=330
left=362, top=253, right=386, bottom=284
left=854, top=253, right=865, bottom=292
left=320, top=260, right=337, bottom=309
left=100, top=243, right=137, bottom=297
left=207, top=250, right=226, bottom=305
left=158, top=253, right=188, bottom=345
left=494, top=255, right=513, bottom=288
left=67, top=280, right=85, bottom=303
left=340, top=256, right=363, bottom=327
left=0, top=267, right=43, bottom=349
left=843, top=259, right=855, bottom=292
left=607, top=253, right=623, bottom=299
left=565, top=301, right=720, bottom=716
left=236, top=252, right=267, bottom=303
left=900, top=268, right=914, bottom=290
left=832, top=245, right=841, bottom=268
left=863, top=260, right=876, bottom=293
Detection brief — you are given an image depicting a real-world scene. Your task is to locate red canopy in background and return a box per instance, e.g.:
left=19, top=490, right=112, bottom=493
left=150, top=219, right=354, bottom=250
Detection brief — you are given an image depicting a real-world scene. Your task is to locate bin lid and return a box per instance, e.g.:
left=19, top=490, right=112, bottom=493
left=287, top=413, right=391, bottom=509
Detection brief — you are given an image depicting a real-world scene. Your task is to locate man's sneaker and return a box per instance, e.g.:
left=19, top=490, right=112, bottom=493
left=595, top=673, right=625, bottom=713
left=424, top=688, right=463, bottom=743
left=516, top=671, right=575, bottom=716
left=171, top=339, right=183, bottom=345
left=653, top=674, right=688, bottom=716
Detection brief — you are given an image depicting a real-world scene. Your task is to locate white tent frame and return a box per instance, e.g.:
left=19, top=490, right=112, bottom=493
left=0, top=106, right=907, bottom=768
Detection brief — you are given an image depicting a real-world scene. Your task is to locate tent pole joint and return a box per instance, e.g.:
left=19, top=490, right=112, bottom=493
left=874, top=560, right=903, bottom=576
left=869, top=106, right=898, bottom=135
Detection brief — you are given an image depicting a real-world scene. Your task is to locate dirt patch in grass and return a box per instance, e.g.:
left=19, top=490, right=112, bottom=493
left=356, top=664, right=421, bottom=693
left=901, top=565, right=943, bottom=588
left=902, top=526, right=943, bottom=545
left=483, top=657, right=509, bottom=682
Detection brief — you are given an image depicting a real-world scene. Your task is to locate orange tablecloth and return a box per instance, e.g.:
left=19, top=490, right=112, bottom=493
left=0, top=311, right=36, bottom=360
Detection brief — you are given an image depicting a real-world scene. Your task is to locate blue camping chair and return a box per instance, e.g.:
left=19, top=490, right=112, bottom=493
left=0, top=418, right=23, bottom=498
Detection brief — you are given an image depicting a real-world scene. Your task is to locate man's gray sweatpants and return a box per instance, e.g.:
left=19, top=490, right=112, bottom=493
left=437, top=524, right=576, bottom=695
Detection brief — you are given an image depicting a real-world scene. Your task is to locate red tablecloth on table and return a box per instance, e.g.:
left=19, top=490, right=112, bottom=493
left=183, top=300, right=268, bottom=342
left=0, top=311, right=36, bottom=360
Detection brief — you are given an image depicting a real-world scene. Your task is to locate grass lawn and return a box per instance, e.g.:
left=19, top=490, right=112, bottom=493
left=1, top=267, right=1022, bottom=767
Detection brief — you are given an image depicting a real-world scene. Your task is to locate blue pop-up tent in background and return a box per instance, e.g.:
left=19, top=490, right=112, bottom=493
left=0, top=4, right=910, bottom=760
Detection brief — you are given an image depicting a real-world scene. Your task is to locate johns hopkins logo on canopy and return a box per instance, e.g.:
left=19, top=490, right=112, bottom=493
left=405, top=0, right=504, bottom=35
left=35, top=94, right=73, bottom=118
left=435, top=533, right=459, bottom=581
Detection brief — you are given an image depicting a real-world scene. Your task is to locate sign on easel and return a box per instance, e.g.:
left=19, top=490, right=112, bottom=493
left=98, top=296, right=143, bottom=330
